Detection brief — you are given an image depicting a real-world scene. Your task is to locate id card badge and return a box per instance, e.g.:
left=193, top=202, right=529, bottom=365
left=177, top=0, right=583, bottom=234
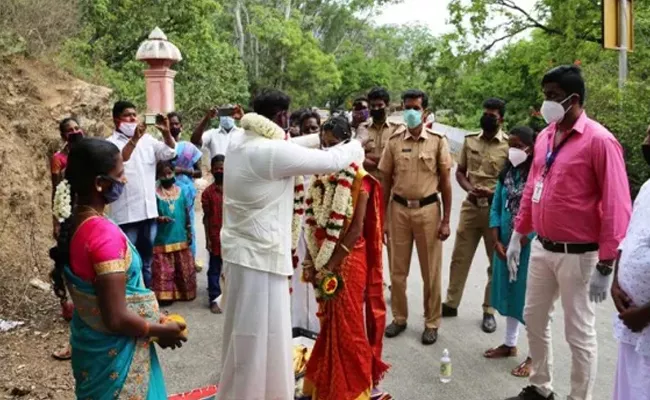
left=532, top=180, right=543, bottom=203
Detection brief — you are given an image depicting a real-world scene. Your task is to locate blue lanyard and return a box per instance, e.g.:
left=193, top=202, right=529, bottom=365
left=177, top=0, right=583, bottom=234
left=543, top=129, right=575, bottom=177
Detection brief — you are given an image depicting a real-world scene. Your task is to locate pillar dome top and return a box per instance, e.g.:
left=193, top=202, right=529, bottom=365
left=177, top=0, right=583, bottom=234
left=136, top=27, right=182, bottom=62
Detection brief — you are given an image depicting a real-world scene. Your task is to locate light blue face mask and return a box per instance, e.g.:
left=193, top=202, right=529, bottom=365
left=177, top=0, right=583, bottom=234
left=220, top=117, right=235, bottom=131
left=403, top=109, right=422, bottom=129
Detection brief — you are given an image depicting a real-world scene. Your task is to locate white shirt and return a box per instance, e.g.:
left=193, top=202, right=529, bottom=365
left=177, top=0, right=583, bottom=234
left=614, top=179, right=650, bottom=356
left=202, top=126, right=243, bottom=159
left=221, top=132, right=364, bottom=276
left=106, top=131, right=176, bottom=225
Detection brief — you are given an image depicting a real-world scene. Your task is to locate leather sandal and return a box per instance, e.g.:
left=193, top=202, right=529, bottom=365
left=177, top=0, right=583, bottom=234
left=483, top=344, right=517, bottom=358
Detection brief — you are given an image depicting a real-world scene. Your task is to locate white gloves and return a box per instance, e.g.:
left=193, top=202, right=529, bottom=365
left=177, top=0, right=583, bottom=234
left=589, top=268, right=611, bottom=303
left=506, top=232, right=523, bottom=283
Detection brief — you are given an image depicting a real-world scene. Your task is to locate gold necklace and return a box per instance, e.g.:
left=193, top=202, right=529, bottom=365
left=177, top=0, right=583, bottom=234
left=158, top=185, right=177, bottom=212
left=76, top=205, right=105, bottom=217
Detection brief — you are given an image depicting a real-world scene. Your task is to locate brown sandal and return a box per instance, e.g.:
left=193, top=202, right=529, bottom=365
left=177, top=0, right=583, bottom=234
left=483, top=344, right=518, bottom=359
left=511, top=357, right=532, bottom=378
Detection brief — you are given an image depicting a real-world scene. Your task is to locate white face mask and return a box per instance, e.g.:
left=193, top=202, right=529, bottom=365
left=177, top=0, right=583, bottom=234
left=508, top=148, right=528, bottom=167
left=540, top=95, right=574, bottom=124
left=119, top=122, right=138, bottom=138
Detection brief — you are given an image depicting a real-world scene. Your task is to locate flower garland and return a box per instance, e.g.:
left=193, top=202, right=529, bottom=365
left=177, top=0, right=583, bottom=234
left=304, top=163, right=357, bottom=271
left=53, top=179, right=72, bottom=222
left=240, top=112, right=286, bottom=140
left=291, top=176, right=305, bottom=270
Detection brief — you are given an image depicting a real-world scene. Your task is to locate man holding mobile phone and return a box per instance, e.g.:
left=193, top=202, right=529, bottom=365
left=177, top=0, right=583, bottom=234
left=191, top=104, right=243, bottom=159
left=106, top=101, right=177, bottom=288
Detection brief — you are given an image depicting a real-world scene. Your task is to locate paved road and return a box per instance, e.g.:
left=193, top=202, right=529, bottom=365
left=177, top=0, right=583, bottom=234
left=159, top=170, right=618, bottom=400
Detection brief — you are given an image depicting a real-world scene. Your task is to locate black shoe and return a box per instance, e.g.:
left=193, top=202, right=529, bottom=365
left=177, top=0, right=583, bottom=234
left=421, top=328, right=438, bottom=345
left=505, top=386, right=555, bottom=400
left=482, top=313, right=497, bottom=333
left=442, top=303, right=458, bottom=317
left=384, top=322, right=407, bottom=338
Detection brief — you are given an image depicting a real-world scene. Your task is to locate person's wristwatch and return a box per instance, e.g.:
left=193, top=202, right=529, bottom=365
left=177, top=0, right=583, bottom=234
left=596, top=260, right=614, bottom=276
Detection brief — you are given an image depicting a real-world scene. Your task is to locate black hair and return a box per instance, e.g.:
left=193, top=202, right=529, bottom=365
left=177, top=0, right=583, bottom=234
left=252, top=89, right=291, bottom=119
left=49, top=138, right=121, bottom=301
left=156, top=160, right=174, bottom=177
left=498, top=126, right=537, bottom=183
left=58, top=117, right=79, bottom=135
left=112, top=100, right=136, bottom=119
left=402, top=89, right=429, bottom=109
left=167, top=112, right=182, bottom=123
left=211, top=154, right=225, bottom=165
left=352, top=97, right=369, bottom=107
left=299, top=111, right=321, bottom=129
left=367, top=87, right=390, bottom=104
left=290, top=109, right=307, bottom=126
left=483, top=98, right=506, bottom=118
left=541, top=65, right=586, bottom=106
left=322, top=116, right=352, bottom=141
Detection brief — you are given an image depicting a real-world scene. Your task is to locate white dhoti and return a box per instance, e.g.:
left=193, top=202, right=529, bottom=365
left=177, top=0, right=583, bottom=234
left=614, top=341, right=650, bottom=400
left=216, top=262, right=294, bottom=400
left=290, top=229, right=320, bottom=333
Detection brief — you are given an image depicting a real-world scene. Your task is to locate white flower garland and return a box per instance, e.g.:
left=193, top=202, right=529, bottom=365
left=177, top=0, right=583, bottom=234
left=53, top=179, right=72, bottom=222
left=291, top=175, right=305, bottom=268
left=240, top=112, right=286, bottom=140
left=304, top=164, right=357, bottom=270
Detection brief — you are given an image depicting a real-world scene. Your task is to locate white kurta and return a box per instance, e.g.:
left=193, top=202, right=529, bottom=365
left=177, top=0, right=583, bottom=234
left=217, top=123, right=364, bottom=400
left=612, top=179, right=650, bottom=400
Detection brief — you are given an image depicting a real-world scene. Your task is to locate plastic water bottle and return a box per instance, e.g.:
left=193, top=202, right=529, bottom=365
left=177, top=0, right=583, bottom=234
left=439, top=348, right=452, bottom=383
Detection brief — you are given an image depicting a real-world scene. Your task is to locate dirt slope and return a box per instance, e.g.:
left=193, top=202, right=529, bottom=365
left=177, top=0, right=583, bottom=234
left=0, top=57, right=113, bottom=399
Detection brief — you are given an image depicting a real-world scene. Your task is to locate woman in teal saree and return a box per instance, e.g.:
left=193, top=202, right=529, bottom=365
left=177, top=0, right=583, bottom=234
left=50, top=137, right=187, bottom=399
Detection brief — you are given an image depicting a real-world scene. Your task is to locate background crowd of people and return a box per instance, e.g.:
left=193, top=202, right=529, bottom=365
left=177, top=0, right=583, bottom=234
left=46, top=64, right=650, bottom=400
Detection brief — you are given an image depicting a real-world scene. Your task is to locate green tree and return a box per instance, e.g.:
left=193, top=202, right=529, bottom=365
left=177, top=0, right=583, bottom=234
left=58, top=0, right=249, bottom=122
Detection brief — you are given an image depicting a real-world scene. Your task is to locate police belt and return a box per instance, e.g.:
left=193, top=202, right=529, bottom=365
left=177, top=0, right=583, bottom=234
left=537, top=237, right=599, bottom=254
left=392, top=193, right=439, bottom=209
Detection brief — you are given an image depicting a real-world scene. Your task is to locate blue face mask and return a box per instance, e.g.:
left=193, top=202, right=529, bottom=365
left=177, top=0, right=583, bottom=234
left=220, top=117, right=235, bottom=131
left=403, top=109, right=423, bottom=129
left=100, top=176, right=125, bottom=204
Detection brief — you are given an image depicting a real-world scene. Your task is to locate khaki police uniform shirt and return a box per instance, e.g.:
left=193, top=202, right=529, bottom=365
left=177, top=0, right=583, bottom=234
left=378, top=127, right=452, bottom=200
left=458, top=130, right=509, bottom=191
left=366, top=119, right=404, bottom=180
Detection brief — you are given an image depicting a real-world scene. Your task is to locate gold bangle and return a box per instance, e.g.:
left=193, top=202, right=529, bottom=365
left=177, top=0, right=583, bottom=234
left=142, top=321, right=150, bottom=337
left=340, top=244, right=351, bottom=254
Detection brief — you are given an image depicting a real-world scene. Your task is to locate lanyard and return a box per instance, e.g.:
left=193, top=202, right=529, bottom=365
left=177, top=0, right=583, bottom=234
left=543, top=129, right=575, bottom=177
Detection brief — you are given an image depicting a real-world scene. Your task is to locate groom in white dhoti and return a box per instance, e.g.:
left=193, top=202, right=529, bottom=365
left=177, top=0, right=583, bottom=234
left=217, top=90, right=364, bottom=400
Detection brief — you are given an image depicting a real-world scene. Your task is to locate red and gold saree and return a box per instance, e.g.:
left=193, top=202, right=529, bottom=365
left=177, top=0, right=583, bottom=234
left=304, top=169, right=389, bottom=400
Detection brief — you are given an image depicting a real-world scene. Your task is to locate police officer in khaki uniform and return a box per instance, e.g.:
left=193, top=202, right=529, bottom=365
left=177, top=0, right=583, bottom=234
left=379, top=90, right=452, bottom=345
left=363, top=87, right=404, bottom=182
left=442, top=98, right=509, bottom=333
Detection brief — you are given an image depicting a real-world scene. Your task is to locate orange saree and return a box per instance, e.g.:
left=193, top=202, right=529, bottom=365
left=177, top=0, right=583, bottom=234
left=304, top=170, right=389, bottom=400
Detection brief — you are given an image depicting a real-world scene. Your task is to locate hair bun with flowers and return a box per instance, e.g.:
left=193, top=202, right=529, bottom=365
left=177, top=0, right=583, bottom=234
left=53, top=179, right=72, bottom=222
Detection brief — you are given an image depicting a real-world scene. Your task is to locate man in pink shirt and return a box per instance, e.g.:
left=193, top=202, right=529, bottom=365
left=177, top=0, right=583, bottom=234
left=505, top=65, right=632, bottom=400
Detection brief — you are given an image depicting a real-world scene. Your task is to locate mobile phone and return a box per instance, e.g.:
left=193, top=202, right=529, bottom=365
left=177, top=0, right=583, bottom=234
left=155, top=114, right=165, bottom=124
left=218, top=107, right=235, bottom=117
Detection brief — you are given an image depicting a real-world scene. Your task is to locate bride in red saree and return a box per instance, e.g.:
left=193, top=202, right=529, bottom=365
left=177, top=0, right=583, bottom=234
left=302, top=116, right=389, bottom=400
